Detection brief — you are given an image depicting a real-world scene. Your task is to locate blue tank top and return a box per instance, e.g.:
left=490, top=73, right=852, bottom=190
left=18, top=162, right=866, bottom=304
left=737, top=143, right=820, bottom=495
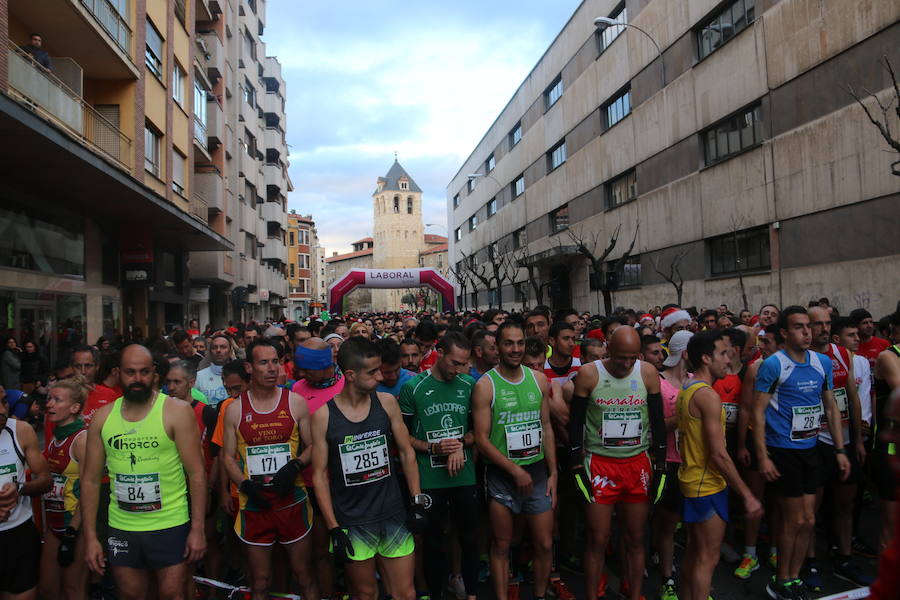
left=755, top=350, right=832, bottom=450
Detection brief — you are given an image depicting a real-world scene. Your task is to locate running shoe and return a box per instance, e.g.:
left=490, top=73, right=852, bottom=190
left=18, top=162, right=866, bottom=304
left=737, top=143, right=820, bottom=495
left=447, top=574, right=466, bottom=600
left=659, top=578, right=678, bottom=600
left=508, top=581, right=520, bottom=600
left=834, top=560, right=874, bottom=586
left=851, top=537, right=878, bottom=558
left=596, top=573, right=608, bottom=600
left=720, top=542, right=741, bottom=564
left=619, top=578, right=631, bottom=597
left=765, top=577, right=794, bottom=600
left=767, top=551, right=778, bottom=570
left=548, top=577, right=576, bottom=600
left=791, top=579, right=809, bottom=600
left=800, top=562, right=823, bottom=593
left=734, top=554, right=760, bottom=579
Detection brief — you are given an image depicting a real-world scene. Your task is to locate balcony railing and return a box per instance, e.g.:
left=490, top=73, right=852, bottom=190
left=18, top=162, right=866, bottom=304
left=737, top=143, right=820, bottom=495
left=193, top=116, right=207, bottom=149
left=80, top=0, right=132, bottom=55
left=7, top=42, right=133, bottom=169
left=190, top=193, right=208, bottom=223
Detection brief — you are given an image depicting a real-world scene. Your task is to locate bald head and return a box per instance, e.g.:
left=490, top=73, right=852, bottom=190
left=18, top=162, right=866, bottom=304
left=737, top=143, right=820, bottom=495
left=608, top=326, right=640, bottom=355
left=808, top=306, right=832, bottom=347
left=120, top=344, right=155, bottom=404
left=301, top=337, right=330, bottom=352
left=121, top=343, right=152, bottom=366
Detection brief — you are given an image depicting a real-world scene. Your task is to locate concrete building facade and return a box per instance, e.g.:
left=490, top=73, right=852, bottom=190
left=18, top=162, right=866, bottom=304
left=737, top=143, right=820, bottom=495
left=286, top=211, right=320, bottom=319
left=188, top=0, right=290, bottom=327
left=448, top=0, right=900, bottom=317
left=1, top=0, right=230, bottom=361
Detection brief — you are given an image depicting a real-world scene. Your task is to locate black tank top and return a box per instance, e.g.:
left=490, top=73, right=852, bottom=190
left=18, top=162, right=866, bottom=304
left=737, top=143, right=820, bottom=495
left=326, top=392, right=404, bottom=525
left=873, top=345, right=900, bottom=452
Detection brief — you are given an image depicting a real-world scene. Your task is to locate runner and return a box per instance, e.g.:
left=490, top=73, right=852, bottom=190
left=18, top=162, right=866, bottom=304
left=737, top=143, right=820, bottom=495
left=400, top=332, right=478, bottom=600
left=752, top=306, right=849, bottom=600
left=310, top=337, right=425, bottom=600
left=873, top=312, right=900, bottom=552
left=469, top=329, right=499, bottom=381
left=82, top=344, right=207, bottom=600
left=40, top=378, right=90, bottom=600
left=652, top=330, right=693, bottom=600
left=850, top=308, right=890, bottom=372
left=568, top=326, right=666, bottom=600
left=473, top=321, right=557, bottom=600
left=660, top=308, right=692, bottom=350
left=376, top=338, right=416, bottom=398
left=221, top=338, right=319, bottom=600
left=544, top=322, right=581, bottom=386
left=400, top=338, right=423, bottom=373
left=195, top=333, right=234, bottom=407
left=677, top=330, right=762, bottom=600
left=525, top=311, right=551, bottom=352
left=803, top=306, right=870, bottom=589
left=415, top=321, right=440, bottom=372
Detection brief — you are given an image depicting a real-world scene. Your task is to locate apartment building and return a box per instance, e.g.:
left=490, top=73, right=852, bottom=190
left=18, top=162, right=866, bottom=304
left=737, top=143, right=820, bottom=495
left=449, top=0, right=900, bottom=317
left=286, top=211, right=321, bottom=319
left=188, top=0, right=291, bottom=326
left=0, top=0, right=231, bottom=360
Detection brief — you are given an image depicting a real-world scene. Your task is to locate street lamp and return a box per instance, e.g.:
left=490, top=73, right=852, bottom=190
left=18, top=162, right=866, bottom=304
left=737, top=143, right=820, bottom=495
left=593, top=17, right=666, bottom=86
left=467, top=172, right=502, bottom=190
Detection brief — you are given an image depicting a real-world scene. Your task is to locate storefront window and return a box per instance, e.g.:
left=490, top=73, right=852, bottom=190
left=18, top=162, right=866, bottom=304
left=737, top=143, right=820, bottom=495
left=56, top=294, right=86, bottom=358
left=103, top=296, right=121, bottom=340
left=0, top=203, right=84, bottom=277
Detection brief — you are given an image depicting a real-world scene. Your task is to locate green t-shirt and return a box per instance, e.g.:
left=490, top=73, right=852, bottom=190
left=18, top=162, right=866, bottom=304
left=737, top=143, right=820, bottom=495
left=399, top=370, right=476, bottom=489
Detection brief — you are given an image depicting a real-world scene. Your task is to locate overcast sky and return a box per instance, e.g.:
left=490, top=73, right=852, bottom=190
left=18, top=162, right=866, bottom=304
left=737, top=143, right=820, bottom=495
left=265, top=0, right=582, bottom=254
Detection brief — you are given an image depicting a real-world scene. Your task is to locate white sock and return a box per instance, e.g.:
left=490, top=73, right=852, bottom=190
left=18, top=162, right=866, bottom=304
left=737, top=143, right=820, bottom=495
left=745, top=545, right=757, bottom=558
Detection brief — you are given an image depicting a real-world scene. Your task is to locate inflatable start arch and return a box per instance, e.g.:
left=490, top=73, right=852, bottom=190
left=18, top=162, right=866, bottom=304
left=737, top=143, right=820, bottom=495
left=328, top=268, right=455, bottom=314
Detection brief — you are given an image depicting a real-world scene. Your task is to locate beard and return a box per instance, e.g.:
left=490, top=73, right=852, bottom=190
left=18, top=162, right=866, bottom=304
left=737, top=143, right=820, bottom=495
left=123, top=382, right=153, bottom=403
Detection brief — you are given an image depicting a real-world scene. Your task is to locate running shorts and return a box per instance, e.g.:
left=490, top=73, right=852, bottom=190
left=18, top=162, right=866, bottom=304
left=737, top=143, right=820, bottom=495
left=658, top=461, right=683, bottom=513
left=107, top=522, right=190, bottom=569
left=0, top=520, right=40, bottom=594
left=814, top=442, right=860, bottom=487
left=585, top=452, right=651, bottom=505
left=485, top=462, right=552, bottom=515
left=870, top=448, right=897, bottom=501
left=683, top=488, right=729, bottom=523
left=332, top=511, right=414, bottom=561
left=235, top=498, right=312, bottom=546
left=766, top=446, right=821, bottom=497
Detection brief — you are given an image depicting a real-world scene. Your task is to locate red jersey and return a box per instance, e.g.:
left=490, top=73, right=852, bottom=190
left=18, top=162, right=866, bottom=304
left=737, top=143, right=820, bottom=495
left=43, top=425, right=85, bottom=531
left=824, top=343, right=852, bottom=428
left=858, top=336, right=890, bottom=371
left=543, top=357, right=581, bottom=386
left=713, top=373, right=742, bottom=428
left=419, top=349, right=437, bottom=372
left=191, top=399, right=217, bottom=475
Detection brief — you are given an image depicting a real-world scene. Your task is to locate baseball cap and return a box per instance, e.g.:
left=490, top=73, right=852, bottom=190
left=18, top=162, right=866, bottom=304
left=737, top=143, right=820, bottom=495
left=662, top=330, right=693, bottom=367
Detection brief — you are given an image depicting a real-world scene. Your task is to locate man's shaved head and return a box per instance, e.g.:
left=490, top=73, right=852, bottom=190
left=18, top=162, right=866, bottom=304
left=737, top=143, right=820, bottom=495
left=121, top=343, right=153, bottom=365
left=301, top=337, right=330, bottom=351
left=608, top=326, right=640, bottom=355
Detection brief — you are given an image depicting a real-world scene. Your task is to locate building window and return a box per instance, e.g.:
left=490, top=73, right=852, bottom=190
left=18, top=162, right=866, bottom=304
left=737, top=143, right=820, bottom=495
left=709, top=226, right=770, bottom=276
left=400, top=180, right=408, bottom=190
left=290, top=263, right=295, bottom=278
left=144, top=123, right=161, bottom=177
left=514, top=227, right=527, bottom=249
left=544, top=75, right=563, bottom=110
left=512, top=174, right=525, bottom=198
left=407, top=197, right=413, bottom=214
left=454, top=228, right=461, bottom=242
left=509, top=121, right=522, bottom=148
left=393, top=196, right=400, bottom=213
left=244, top=129, right=257, bottom=157
left=603, top=87, right=631, bottom=129
left=697, top=0, right=756, bottom=60
left=467, top=178, right=476, bottom=193
left=145, top=21, right=164, bottom=77
left=610, top=255, right=642, bottom=287
left=172, top=61, right=185, bottom=105
left=244, top=28, right=257, bottom=61
left=193, top=81, right=207, bottom=143
left=468, top=214, right=478, bottom=232
left=289, top=231, right=295, bottom=245
left=487, top=197, right=497, bottom=218
left=299, top=279, right=309, bottom=294
left=598, top=3, right=627, bottom=52
left=299, top=229, right=309, bottom=244
left=172, top=150, right=186, bottom=195
left=606, top=170, right=637, bottom=208
left=453, top=193, right=460, bottom=209
left=703, top=104, right=762, bottom=165
left=244, top=77, right=256, bottom=107
left=299, top=254, right=309, bottom=268
left=550, top=205, right=569, bottom=233
left=486, top=153, right=495, bottom=173
left=547, top=139, right=567, bottom=171
left=0, top=203, right=85, bottom=277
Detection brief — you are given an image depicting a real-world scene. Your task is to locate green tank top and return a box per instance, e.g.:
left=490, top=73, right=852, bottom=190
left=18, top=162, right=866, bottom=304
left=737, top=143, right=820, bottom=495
left=101, top=393, right=188, bottom=531
left=585, top=359, right=649, bottom=458
left=486, top=366, right=544, bottom=466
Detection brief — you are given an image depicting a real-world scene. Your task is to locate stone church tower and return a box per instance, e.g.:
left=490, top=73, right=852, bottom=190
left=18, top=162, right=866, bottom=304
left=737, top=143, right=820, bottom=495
left=372, top=159, right=425, bottom=310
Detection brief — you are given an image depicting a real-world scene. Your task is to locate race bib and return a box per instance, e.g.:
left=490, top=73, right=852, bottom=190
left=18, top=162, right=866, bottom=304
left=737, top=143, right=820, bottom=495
left=339, top=435, right=390, bottom=486
left=0, top=464, right=17, bottom=489
left=724, top=403, right=739, bottom=426
left=791, top=405, right=823, bottom=441
left=44, top=473, right=67, bottom=512
left=505, top=420, right=542, bottom=459
left=115, top=473, right=161, bottom=512
left=426, top=426, right=466, bottom=468
left=601, top=411, right=642, bottom=447
left=246, top=443, right=292, bottom=484
left=833, top=388, right=849, bottom=422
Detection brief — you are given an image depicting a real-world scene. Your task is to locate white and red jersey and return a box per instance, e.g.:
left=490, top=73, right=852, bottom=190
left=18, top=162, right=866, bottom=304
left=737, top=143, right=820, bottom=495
left=818, top=343, right=851, bottom=445
left=543, top=356, right=581, bottom=386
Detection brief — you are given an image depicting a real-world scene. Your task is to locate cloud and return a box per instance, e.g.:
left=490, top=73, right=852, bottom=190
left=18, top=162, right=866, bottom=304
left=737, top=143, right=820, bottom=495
left=264, top=0, right=582, bottom=253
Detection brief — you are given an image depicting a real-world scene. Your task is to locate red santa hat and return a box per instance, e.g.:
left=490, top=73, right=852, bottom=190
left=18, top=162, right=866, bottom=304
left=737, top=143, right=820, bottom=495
left=660, top=307, right=691, bottom=330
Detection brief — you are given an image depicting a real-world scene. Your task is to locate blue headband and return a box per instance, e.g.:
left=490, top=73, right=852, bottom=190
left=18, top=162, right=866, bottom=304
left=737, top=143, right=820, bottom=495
left=295, top=346, right=333, bottom=370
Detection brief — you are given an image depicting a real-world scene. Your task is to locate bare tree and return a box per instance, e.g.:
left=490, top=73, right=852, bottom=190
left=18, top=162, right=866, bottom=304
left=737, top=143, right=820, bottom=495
left=567, top=222, right=639, bottom=315
left=447, top=263, right=471, bottom=310
left=514, top=248, right=544, bottom=307
left=651, top=246, right=692, bottom=307
left=730, top=215, right=750, bottom=312
left=460, top=250, right=494, bottom=308
left=846, top=56, right=900, bottom=176
left=486, top=244, right=519, bottom=310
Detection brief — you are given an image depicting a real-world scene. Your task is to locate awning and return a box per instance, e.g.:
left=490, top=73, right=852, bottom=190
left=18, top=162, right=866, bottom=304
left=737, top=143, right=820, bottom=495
left=516, top=244, right=579, bottom=268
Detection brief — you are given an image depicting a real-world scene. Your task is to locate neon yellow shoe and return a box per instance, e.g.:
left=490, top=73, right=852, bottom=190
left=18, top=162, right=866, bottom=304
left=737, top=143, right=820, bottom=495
left=734, top=554, right=760, bottom=579
left=767, top=551, right=778, bottom=570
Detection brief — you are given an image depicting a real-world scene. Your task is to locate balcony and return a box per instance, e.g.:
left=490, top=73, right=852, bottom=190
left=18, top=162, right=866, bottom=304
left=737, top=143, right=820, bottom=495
left=196, top=0, right=216, bottom=22
left=189, top=250, right=234, bottom=285
left=194, top=166, right=223, bottom=214
left=201, top=31, right=224, bottom=83
left=263, top=162, right=283, bottom=192
left=264, top=126, right=284, bottom=154
left=207, top=100, right=224, bottom=147
left=10, top=0, right=137, bottom=79
left=239, top=201, right=257, bottom=234
left=261, top=237, right=285, bottom=262
left=7, top=43, right=132, bottom=169
left=263, top=90, right=282, bottom=115
left=189, top=193, right=208, bottom=224
left=260, top=200, right=283, bottom=224
left=193, top=116, right=208, bottom=153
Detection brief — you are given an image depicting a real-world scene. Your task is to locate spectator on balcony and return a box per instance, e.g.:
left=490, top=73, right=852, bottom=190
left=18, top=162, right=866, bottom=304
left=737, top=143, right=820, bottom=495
left=21, top=33, right=52, bottom=70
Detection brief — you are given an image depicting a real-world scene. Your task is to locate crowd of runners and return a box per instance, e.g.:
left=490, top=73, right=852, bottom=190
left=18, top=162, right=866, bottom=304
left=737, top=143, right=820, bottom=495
left=2, top=299, right=900, bottom=600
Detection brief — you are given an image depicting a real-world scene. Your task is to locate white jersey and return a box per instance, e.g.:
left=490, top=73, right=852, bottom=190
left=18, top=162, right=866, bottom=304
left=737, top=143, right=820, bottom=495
left=0, top=419, right=32, bottom=531
left=853, top=354, right=872, bottom=436
left=195, top=364, right=228, bottom=407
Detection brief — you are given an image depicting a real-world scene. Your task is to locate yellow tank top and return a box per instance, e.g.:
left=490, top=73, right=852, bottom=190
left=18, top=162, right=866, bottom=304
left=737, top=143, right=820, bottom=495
left=676, top=381, right=726, bottom=498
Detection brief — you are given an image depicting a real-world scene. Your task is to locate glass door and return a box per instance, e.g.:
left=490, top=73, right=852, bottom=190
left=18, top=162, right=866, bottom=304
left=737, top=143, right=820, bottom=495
left=17, top=302, right=55, bottom=366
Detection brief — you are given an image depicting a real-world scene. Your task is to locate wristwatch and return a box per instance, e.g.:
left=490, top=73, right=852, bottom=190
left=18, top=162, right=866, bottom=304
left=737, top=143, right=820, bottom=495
left=412, top=493, right=432, bottom=509
left=16, top=481, right=24, bottom=497
left=834, top=447, right=848, bottom=455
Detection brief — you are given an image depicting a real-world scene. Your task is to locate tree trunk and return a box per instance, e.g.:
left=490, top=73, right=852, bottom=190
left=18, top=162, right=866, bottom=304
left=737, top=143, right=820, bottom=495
left=602, top=289, right=613, bottom=315
left=676, top=285, right=683, bottom=307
